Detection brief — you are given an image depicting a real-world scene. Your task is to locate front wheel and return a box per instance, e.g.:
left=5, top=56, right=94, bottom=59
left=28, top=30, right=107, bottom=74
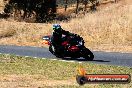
left=49, top=45, right=63, bottom=58
left=49, top=45, right=55, bottom=55
left=82, top=47, right=94, bottom=61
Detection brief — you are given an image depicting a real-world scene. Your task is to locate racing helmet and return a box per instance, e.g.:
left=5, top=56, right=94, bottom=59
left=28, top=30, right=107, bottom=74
left=52, top=24, right=61, bottom=31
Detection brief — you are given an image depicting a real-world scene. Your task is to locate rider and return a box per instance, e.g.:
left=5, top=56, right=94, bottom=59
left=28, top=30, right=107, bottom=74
left=51, top=24, right=74, bottom=55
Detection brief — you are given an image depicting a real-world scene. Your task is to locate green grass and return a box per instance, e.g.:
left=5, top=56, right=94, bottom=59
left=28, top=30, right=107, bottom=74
left=0, top=54, right=131, bottom=88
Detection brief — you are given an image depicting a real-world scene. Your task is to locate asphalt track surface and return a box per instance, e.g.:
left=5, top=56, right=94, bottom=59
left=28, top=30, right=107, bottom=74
left=0, top=45, right=132, bottom=67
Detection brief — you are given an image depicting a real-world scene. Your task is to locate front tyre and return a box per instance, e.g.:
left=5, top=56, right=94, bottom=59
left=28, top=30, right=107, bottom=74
left=49, top=45, right=55, bottom=55
left=49, top=45, right=63, bottom=58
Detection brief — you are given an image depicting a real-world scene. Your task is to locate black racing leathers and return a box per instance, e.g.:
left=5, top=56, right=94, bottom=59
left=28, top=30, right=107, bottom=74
left=51, top=29, right=72, bottom=55
left=52, top=29, right=71, bottom=46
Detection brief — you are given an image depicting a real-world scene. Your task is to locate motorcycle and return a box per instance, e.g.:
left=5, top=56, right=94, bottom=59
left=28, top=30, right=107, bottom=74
left=42, top=34, right=94, bottom=61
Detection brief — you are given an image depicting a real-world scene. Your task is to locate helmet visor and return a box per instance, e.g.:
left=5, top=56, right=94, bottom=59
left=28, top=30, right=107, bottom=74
left=53, top=27, right=60, bottom=30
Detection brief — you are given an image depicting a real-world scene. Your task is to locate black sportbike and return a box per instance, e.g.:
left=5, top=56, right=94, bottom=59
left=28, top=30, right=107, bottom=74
left=42, top=34, right=94, bottom=61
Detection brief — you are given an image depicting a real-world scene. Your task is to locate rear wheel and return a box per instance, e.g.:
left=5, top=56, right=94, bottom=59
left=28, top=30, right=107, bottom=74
left=82, top=47, right=94, bottom=61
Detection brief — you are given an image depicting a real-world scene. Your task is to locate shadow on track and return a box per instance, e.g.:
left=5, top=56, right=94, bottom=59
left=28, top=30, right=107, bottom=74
left=60, top=57, right=110, bottom=62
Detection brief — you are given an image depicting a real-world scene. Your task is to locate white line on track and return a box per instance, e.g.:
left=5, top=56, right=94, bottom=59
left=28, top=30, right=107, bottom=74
left=33, top=57, right=38, bottom=58
left=25, top=56, right=30, bottom=58
left=42, top=58, right=46, bottom=59
left=5, top=54, right=10, bottom=56
left=59, top=60, right=77, bottom=63
left=51, top=59, right=57, bottom=60
left=0, top=53, right=82, bottom=63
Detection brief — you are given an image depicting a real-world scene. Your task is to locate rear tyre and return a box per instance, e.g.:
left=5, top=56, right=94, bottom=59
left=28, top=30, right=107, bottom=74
left=82, top=47, right=94, bottom=61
